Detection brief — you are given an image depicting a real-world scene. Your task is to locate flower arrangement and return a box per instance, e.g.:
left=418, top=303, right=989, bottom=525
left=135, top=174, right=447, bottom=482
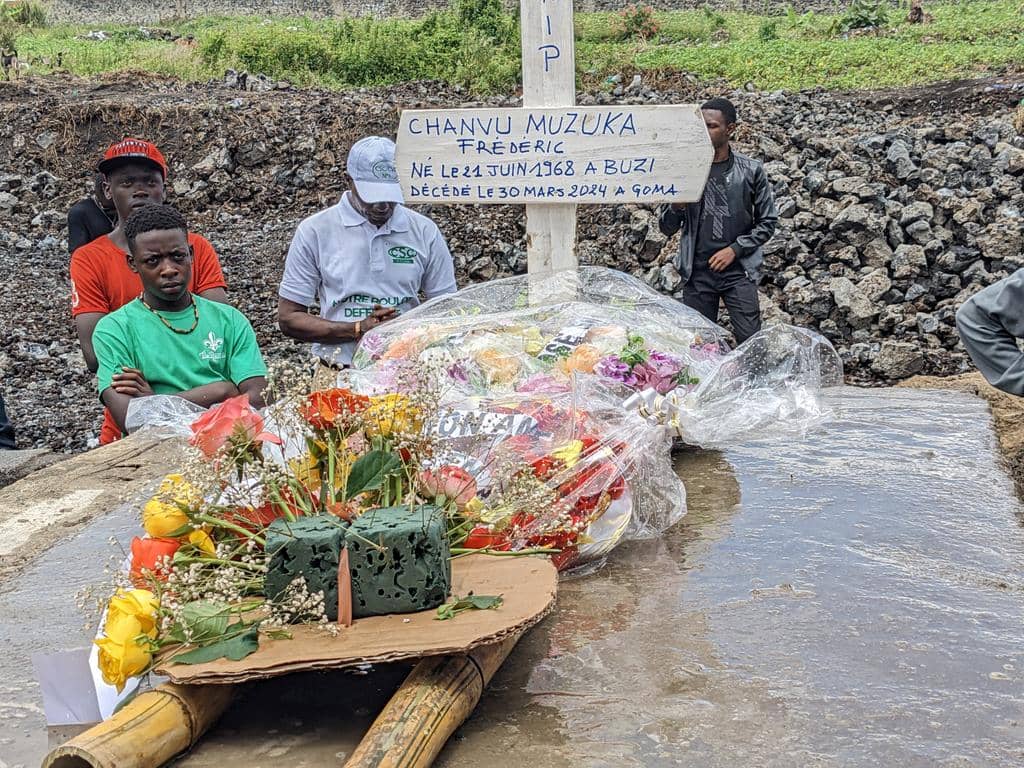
left=358, top=323, right=720, bottom=397
left=594, top=334, right=700, bottom=395
left=89, top=373, right=653, bottom=694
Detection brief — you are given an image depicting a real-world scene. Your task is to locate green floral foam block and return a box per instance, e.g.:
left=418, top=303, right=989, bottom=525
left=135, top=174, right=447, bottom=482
left=265, top=516, right=349, bottom=622
left=345, top=505, right=451, bottom=618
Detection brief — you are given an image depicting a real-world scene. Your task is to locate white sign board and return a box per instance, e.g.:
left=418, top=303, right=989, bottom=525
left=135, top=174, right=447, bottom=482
left=396, top=105, right=711, bottom=205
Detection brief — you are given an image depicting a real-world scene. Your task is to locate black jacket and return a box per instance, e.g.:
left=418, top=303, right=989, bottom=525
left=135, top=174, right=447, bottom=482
left=658, top=150, right=778, bottom=283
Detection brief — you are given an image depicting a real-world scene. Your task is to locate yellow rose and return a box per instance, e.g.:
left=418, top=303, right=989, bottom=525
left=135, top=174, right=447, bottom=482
left=158, top=474, right=202, bottom=508
left=365, top=394, right=423, bottom=438
left=106, top=589, right=159, bottom=638
left=187, top=529, right=217, bottom=557
left=289, top=450, right=356, bottom=492
left=551, top=440, right=584, bottom=468
left=464, top=496, right=486, bottom=518
left=142, top=498, right=189, bottom=538
left=95, top=632, right=152, bottom=692
left=518, top=327, right=544, bottom=356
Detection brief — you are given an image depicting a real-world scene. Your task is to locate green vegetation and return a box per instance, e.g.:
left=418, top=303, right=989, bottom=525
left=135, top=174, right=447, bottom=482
left=5, top=1, right=1023, bottom=94
left=3, top=0, right=48, bottom=27
left=616, top=4, right=660, bottom=41
left=833, top=0, right=890, bottom=34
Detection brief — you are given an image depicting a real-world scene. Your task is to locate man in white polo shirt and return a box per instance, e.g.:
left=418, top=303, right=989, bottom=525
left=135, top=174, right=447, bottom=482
left=278, top=135, right=458, bottom=371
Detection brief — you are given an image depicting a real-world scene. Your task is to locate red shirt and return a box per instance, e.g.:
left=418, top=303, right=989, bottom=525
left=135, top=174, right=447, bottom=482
left=70, top=233, right=226, bottom=316
left=70, top=233, right=228, bottom=443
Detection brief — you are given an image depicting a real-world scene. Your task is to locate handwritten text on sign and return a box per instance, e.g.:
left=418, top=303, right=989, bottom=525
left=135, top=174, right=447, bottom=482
left=395, top=105, right=712, bottom=205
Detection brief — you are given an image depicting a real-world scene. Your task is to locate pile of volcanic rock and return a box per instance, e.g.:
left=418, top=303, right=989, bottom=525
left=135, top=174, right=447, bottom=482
left=1, top=74, right=1022, bottom=450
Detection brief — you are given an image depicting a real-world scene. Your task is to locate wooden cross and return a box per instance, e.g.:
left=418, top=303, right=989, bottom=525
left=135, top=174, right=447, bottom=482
left=395, top=0, right=712, bottom=275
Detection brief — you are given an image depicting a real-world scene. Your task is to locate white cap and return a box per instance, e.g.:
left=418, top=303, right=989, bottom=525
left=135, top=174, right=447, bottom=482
left=346, top=136, right=404, bottom=204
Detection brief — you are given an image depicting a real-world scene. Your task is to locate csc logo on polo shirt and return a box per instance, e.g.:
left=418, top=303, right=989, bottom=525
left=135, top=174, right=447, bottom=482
left=389, top=246, right=419, bottom=265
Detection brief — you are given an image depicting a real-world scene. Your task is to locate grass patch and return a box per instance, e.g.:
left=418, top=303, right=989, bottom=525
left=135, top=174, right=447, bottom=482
left=5, top=1, right=1023, bottom=94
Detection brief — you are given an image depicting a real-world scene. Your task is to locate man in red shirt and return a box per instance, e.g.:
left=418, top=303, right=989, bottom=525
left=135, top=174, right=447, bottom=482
left=70, top=138, right=229, bottom=444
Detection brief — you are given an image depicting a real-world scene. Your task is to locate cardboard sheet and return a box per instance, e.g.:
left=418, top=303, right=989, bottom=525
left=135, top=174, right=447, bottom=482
left=155, top=554, right=558, bottom=685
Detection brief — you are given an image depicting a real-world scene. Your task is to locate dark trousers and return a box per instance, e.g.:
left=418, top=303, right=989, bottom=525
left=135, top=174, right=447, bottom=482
left=683, top=264, right=762, bottom=345
left=0, top=393, right=15, bottom=450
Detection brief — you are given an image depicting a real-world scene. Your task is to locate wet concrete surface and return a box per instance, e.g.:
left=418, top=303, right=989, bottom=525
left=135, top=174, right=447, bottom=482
left=2, top=386, right=1024, bottom=766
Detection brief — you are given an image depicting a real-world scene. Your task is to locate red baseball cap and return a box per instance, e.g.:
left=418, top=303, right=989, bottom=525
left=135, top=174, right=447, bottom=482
left=97, top=138, right=169, bottom=179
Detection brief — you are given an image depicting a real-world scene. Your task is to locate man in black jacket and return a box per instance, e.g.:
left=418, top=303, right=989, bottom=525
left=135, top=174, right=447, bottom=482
left=659, top=98, right=778, bottom=344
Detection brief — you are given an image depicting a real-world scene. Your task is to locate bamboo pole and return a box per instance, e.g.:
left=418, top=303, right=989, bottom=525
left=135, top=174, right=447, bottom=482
left=42, top=683, right=234, bottom=768
left=345, top=635, right=521, bottom=768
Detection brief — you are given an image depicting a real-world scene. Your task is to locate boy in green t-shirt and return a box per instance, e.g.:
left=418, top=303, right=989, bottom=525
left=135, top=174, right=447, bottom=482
left=94, top=204, right=268, bottom=434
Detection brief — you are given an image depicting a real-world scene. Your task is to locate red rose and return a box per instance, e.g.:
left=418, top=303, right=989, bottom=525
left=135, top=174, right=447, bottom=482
left=223, top=492, right=306, bottom=537
left=551, top=547, right=580, bottom=571
left=529, top=456, right=563, bottom=481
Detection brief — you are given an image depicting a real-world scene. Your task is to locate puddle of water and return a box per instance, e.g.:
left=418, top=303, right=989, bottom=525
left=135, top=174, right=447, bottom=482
left=2, top=387, right=1023, bottom=767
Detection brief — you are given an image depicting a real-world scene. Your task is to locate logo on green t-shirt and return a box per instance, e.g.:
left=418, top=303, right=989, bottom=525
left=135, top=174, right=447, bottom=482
left=388, top=246, right=419, bottom=265
left=200, top=331, right=225, bottom=361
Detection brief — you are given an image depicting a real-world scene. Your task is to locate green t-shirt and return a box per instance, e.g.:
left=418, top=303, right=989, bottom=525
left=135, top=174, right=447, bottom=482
left=94, top=295, right=267, bottom=398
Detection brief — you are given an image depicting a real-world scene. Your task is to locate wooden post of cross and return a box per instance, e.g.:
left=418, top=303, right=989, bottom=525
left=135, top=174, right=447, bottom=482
left=394, top=0, right=712, bottom=279
left=520, top=0, right=577, bottom=274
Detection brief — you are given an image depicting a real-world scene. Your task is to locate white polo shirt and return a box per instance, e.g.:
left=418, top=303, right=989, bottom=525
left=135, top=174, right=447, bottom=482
left=280, top=193, right=458, bottom=365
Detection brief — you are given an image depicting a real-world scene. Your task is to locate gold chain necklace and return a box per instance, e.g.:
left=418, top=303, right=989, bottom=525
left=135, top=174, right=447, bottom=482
left=139, top=295, right=199, bottom=334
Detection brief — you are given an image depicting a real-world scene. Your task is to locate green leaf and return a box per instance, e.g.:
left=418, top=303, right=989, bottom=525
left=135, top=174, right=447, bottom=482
left=165, top=524, right=197, bottom=541
left=345, top=450, right=402, bottom=497
left=462, top=594, right=504, bottom=609
left=181, top=601, right=230, bottom=643
left=619, top=333, right=649, bottom=367
left=170, top=626, right=260, bottom=665
left=436, top=593, right=504, bottom=620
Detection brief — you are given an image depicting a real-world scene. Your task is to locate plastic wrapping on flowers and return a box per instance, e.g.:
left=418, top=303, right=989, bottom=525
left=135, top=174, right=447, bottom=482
left=122, top=379, right=685, bottom=573
left=417, top=377, right=686, bottom=571
left=350, top=267, right=842, bottom=447
left=126, top=394, right=206, bottom=436
left=624, top=324, right=844, bottom=447
left=351, top=267, right=731, bottom=399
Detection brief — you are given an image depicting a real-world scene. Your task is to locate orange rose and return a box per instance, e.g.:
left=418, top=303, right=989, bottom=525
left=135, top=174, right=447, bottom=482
left=474, top=348, right=521, bottom=385
left=557, top=344, right=602, bottom=375
left=189, top=395, right=282, bottom=459
left=129, top=537, right=180, bottom=586
left=381, top=328, right=431, bottom=361
left=300, top=388, right=370, bottom=430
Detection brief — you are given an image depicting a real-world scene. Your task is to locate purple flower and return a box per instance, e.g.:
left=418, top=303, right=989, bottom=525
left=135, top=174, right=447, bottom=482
left=448, top=360, right=470, bottom=384
left=595, top=355, right=637, bottom=387
left=646, top=350, right=683, bottom=378
left=631, top=361, right=677, bottom=394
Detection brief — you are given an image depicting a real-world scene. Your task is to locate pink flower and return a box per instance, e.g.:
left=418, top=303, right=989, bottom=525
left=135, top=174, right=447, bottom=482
left=418, top=465, right=477, bottom=509
left=630, top=361, right=677, bottom=394
left=515, top=372, right=571, bottom=394
left=189, top=395, right=282, bottom=459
